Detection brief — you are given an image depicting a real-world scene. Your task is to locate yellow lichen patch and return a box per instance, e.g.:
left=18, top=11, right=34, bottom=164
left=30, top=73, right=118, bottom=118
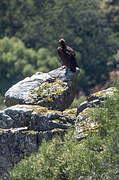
left=26, top=105, right=64, bottom=116
left=22, top=130, right=39, bottom=134
left=44, top=97, right=53, bottom=103
left=30, top=78, right=67, bottom=104
left=63, top=108, right=77, bottom=118
left=78, top=107, right=94, bottom=119
left=0, top=128, right=4, bottom=133
left=94, top=90, right=106, bottom=97
left=48, top=109, right=62, bottom=115
left=83, top=130, right=97, bottom=136
left=43, top=82, right=51, bottom=88
left=26, top=105, right=48, bottom=114
left=54, top=79, right=66, bottom=87
left=83, top=128, right=98, bottom=135
left=76, top=120, right=99, bottom=138
left=51, top=119, right=61, bottom=123
left=92, top=87, right=117, bottom=98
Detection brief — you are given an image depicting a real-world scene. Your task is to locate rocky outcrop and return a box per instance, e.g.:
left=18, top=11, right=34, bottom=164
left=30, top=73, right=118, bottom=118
left=0, top=104, right=77, bottom=179
left=0, top=104, right=76, bottom=130
left=1, top=66, right=80, bottom=179
left=76, top=87, right=116, bottom=115
left=0, top=128, right=55, bottom=180
left=0, top=68, right=117, bottom=180
left=4, top=66, right=79, bottom=111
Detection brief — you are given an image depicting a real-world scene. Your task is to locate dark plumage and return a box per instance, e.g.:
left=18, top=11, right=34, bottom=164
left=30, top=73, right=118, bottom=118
left=57, top=38, right=79, bottom=72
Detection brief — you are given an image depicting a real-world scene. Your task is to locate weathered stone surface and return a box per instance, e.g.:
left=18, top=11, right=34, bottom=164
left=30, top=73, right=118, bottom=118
left=88, top=87, right=117, bottom=100
left=4, top=66, right=79, bottom=111
left=76, top=99, right=104, bottom=116
left=77, top=87, right=117, bottom=116
left=75, top=107, right=99, bottom=140
left=0, top=104, right=77, bottom=179
left=0, top=127, right=65, bottom=179
left=75, top=87, right=117, bottom=140
left=0, top=105, right=76, bottom=130
left=0, top=105, right=33, bottom=128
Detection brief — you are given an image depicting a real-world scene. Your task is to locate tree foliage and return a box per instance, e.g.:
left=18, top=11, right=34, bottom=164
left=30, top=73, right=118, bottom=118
left=0, top=37, right=59, bottom=93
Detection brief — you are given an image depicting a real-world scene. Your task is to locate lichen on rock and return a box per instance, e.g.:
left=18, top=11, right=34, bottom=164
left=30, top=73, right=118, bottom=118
left=75, top=87, right=117, bottom=140
left=88, top=87, right=117, bottom=101
left=75, top=107, right=99, bottom=140
left=4, top=66, right=79, bottom=111
left=77, top=87, right=117, bottom=115
left=29, top=78, right=67, bottom=104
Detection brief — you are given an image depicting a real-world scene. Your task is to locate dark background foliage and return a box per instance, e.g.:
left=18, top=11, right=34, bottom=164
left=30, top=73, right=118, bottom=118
left=0, top=0, right=119, bottom=96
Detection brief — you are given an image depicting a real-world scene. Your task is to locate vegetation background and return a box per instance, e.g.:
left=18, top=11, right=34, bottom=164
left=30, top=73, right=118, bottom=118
left=0, top=0, right=119, bottom=106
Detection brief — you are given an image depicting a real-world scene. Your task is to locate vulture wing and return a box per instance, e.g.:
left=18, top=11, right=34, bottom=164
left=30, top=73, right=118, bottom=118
left=65, top=46, right=76, bottom=57
left=66, top=46, right=79, bottom=70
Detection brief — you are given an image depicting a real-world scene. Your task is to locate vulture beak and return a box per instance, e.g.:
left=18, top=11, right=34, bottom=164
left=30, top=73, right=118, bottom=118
left=59, top=38, right=66, bottom=46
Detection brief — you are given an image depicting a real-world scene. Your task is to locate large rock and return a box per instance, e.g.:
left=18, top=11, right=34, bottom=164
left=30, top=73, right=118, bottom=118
left=75, top=107, right=99, bottom=141
left=4, top=66, right=79, bottom=111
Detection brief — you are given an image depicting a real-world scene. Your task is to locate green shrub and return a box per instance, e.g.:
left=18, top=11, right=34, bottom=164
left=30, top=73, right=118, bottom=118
left=93, top=90, right=119, bottom=179
left=10, top=128, right=103, bottom=180
left=70, top=95, right=86, bottom=108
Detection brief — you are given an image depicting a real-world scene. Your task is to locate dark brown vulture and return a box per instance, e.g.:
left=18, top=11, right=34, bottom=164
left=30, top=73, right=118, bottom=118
left=57, top=38, right=79, bottom=72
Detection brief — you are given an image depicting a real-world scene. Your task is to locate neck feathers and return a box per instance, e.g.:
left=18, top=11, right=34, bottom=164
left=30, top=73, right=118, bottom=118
left=61, top=43, right=66, bottom=49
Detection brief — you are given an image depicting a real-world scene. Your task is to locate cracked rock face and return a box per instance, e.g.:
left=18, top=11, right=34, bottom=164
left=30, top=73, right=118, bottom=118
left=0, top=104, right=76, bottom=130
left=0, top=103, right=77, bottom=175
left=0, top=104, right=77, bottom=179
left=4, top=66, right=79, bottom=111
left=0, top=128, right=63, bottom=180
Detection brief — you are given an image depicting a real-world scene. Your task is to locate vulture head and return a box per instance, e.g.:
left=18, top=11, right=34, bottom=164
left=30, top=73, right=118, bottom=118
left=59, top=38, right=66, bottom=47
